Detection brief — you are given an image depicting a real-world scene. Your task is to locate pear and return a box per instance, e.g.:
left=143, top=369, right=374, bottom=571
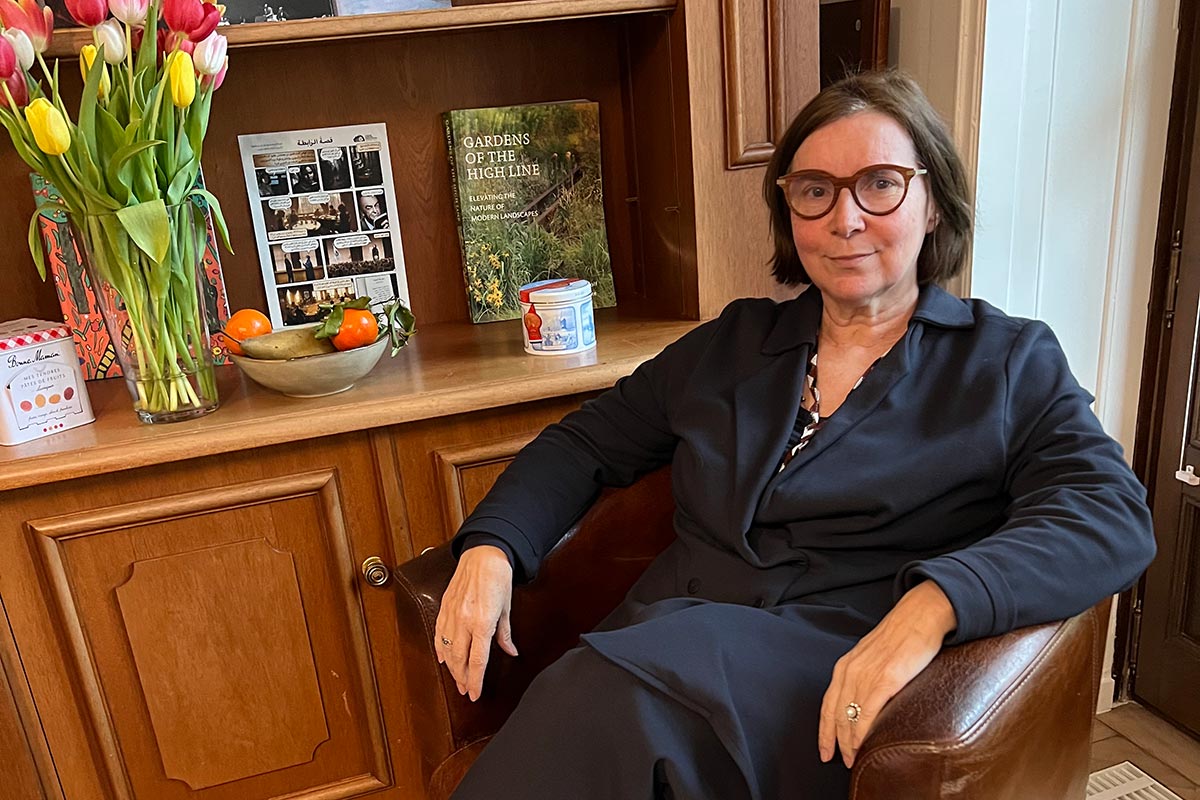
left=239, top=327, right=337, bottom=360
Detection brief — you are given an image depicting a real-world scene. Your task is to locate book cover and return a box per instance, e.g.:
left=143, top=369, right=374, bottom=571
left=31, top=174, right=232, bottom=380
left=443, top=100, right=616, bottom=323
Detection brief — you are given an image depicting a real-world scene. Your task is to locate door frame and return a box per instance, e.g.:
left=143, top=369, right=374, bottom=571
left=1125, top=0, right=1198, bottom=702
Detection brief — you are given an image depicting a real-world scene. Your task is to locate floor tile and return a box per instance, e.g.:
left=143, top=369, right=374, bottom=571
left=1094, top=717, right=1119, bottom=743
left=1090, top=735, right=1199, bottom=798
left=1103, top=704, right=1200, bottom=786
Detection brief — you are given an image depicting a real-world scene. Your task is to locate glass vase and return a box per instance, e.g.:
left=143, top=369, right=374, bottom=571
left=72, top=202, right=219, bottom=424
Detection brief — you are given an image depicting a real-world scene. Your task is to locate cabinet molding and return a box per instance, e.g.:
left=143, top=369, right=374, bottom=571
left=433, top=433, right=539, bottom=531
left=28, top=470, right=391, bottom=800
left=721, top=0, right=787, bottom=168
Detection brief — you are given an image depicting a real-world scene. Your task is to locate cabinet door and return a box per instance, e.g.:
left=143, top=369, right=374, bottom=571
left=385, top=395, right=590, bottom=556
left=0, top=433, right=418, bottom=800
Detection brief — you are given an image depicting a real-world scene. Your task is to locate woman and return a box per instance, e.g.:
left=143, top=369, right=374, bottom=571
left=437, top=70, right=1156, bottom=798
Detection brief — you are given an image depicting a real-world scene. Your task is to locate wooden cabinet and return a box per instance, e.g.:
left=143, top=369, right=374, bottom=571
left=1, top=434, right=406, bottom=800
left=0, top=395, right=585, bottom=800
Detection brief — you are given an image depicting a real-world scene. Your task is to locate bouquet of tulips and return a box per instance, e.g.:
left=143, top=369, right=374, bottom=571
left=0, top=0, right=233, bottom=421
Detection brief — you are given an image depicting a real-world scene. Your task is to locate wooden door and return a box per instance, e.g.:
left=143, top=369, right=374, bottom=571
left=819, top=0, right=890, bottom=87
left=0, top=432, right=418, bottom=799
left=1136, top=0, right=1200, bottom=738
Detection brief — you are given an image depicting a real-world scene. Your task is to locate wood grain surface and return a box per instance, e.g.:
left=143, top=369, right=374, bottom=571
left=0, top=312, right=697, bottom=491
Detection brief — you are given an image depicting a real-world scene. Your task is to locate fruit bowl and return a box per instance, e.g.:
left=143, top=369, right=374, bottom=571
left=229, top=336, right=388, bottom=398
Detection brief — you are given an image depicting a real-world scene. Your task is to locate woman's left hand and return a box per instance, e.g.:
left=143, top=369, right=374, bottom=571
left=818, top=580, right=957, bottom=769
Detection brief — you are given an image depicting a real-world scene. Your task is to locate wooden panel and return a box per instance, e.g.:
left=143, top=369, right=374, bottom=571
left=433, top=432, right=539, bottom=529
left=0, top=601, right=53, bottom=800
left=115, top=540, right=329, bottom=790
left=45, top=0, right=674, bottom=55
left=387, top=395, right=590, bottom=555
left=721, top=0, right=786, bottom=167
left=681, top=0, right=818, bottom=316
left=18, top=454, right=400, bottom=800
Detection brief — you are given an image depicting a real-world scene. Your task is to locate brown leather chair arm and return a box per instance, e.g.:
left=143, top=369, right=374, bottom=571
left=850, top=598, right=1110, bottom=799
left=392, top=467, right=675, bottom=784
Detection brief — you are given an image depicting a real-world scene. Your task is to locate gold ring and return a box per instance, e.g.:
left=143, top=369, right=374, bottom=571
left=846, top=702, right=861, bottom=723
left=441, top=637, right=452, bottom=646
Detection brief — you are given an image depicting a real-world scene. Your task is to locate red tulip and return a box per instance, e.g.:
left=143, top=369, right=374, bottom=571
left=0, top=33, right=15, bottom=79
left=65, top=0, right=106, bottom=27
left=188, top=3, right=220, bottom=41
left=0, top=0, right=54, bottom=54
left=0, top=71, right=29, bottom=109
left=162, top=0, right=220, bottom=42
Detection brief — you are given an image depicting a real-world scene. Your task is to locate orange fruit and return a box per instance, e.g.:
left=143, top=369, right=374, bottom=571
left=332, top=309, right=379, bottom=351
left=224, top=309, right=273, bottom=355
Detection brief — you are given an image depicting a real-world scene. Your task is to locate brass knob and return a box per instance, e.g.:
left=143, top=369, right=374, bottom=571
left=361, top=556, right=390, bottom=587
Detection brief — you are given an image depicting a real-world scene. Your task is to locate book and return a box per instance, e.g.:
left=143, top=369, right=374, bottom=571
left=443, top=100, right=616, bottom=323
left=31, top=174, right=232, bottom=380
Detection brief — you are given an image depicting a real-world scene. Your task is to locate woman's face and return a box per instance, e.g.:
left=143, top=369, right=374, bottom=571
left=787, top=111, right=937, bottom=313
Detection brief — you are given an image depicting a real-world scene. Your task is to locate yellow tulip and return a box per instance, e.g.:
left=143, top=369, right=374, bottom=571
left=168, top=50, right=196, bottom=109
left=24, top=98, right=71, bottom=156
left=78, top=44, right=111, bottom=101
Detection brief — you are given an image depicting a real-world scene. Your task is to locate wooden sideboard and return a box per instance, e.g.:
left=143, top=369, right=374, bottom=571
left=0, top=0, right=818, bottom=796
left=0, top=316, right=698, bottom=800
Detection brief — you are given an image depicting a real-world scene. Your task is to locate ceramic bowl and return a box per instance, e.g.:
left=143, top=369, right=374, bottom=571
left=230, top=336, right=388, bottom=398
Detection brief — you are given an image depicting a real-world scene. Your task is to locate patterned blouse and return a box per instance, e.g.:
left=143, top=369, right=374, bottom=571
left=778, top=344, right=888, bottom=472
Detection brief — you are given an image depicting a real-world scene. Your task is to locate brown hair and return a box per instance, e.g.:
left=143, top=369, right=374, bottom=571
left=763, top=69, right=973, bottom=286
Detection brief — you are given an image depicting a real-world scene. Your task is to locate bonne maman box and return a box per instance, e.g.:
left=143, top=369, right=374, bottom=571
left=0, top=319, right=94, bottom=446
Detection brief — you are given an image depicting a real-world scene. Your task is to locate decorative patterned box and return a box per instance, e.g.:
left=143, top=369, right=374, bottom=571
left=0, top=319, right=95, bottom=445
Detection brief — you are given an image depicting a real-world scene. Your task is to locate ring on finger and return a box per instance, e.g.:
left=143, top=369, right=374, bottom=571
left=845, top=702, right=861, bottom=724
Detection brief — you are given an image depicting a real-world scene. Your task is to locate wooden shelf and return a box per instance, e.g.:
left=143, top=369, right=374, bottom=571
left=0, top=311, right=698, bottom=491
left=43, top=0, right=675, bottom=56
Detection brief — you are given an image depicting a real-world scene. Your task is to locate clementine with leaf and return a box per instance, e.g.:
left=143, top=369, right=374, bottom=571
left=331, top=309, right=379, bottom=351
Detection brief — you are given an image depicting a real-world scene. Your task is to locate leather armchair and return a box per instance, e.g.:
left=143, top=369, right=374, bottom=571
left=393, top=467, right=1108, bottom=800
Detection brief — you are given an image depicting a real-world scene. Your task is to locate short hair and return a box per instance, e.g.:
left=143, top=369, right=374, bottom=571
left=763, top=70, right=973, bottom=286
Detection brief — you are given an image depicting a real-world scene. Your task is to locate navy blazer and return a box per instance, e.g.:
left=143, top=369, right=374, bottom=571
left=453, top=284, right=1156, bottom=645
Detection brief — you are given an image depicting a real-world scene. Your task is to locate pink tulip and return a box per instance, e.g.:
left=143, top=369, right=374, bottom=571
left=65, top=0, right=107, bottom=27
left=0, top=34, right=15, bottom=79
left=0, top=0, right=54, bottom=54
left=200, top=54, right=226, bottom=90
left=0, top=71, right=28, bottom=109
left=108, top=0, right=147, bottom=25
left=192, top=31, right=225, bottom=75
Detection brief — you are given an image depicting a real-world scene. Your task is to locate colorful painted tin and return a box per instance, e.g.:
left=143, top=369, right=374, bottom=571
left=518, top=278, right=596, bottom=356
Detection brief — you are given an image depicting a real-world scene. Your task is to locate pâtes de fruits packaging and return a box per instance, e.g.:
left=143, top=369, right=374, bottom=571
left=0, top=319, right=94, bottom=445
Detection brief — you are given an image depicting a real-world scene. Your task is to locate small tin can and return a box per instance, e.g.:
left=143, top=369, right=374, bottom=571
left=0, top=319, right=94, bottom=446
left=518, top=278, right=596, bottom=356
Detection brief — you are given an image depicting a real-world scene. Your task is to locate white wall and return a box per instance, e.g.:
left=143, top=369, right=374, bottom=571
left=971, top=0, right=1178, bottom=710
left=972, top=0, right=1176, bottom=450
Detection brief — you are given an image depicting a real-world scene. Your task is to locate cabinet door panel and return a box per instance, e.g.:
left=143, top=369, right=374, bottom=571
left=29, top=471, right=386, bottom=800
left=11, top=439, right=404, bottom=800
left=387, top=395, right=590, bottom=554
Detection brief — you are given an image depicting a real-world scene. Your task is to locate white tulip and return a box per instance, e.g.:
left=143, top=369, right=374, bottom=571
left=192, top=32, right=227, bottom=76
left=2, top=29, right=35, bottom=72
left=93, top=20, right=127, bottom=65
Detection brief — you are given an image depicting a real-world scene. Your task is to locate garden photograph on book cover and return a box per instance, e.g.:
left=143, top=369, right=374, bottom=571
left=445, top=101, right=615, bottom=323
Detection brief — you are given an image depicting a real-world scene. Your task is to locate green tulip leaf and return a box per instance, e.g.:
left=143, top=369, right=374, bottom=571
left=116, top=199, right=170, bottom=264
left=187, top=187, right=233, bottom=254
left=27, top=210, right=48, bottom=281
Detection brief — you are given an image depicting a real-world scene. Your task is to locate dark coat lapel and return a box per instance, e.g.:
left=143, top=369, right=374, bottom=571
left=729, top=289, right=819, bottom=533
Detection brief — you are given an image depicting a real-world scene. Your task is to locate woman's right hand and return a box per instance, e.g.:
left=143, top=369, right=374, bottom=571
left=435, top=545, right=519, bottom=702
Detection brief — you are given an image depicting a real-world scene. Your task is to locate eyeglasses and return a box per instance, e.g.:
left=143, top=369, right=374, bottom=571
left=776, top=164, right=928, bottom=220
